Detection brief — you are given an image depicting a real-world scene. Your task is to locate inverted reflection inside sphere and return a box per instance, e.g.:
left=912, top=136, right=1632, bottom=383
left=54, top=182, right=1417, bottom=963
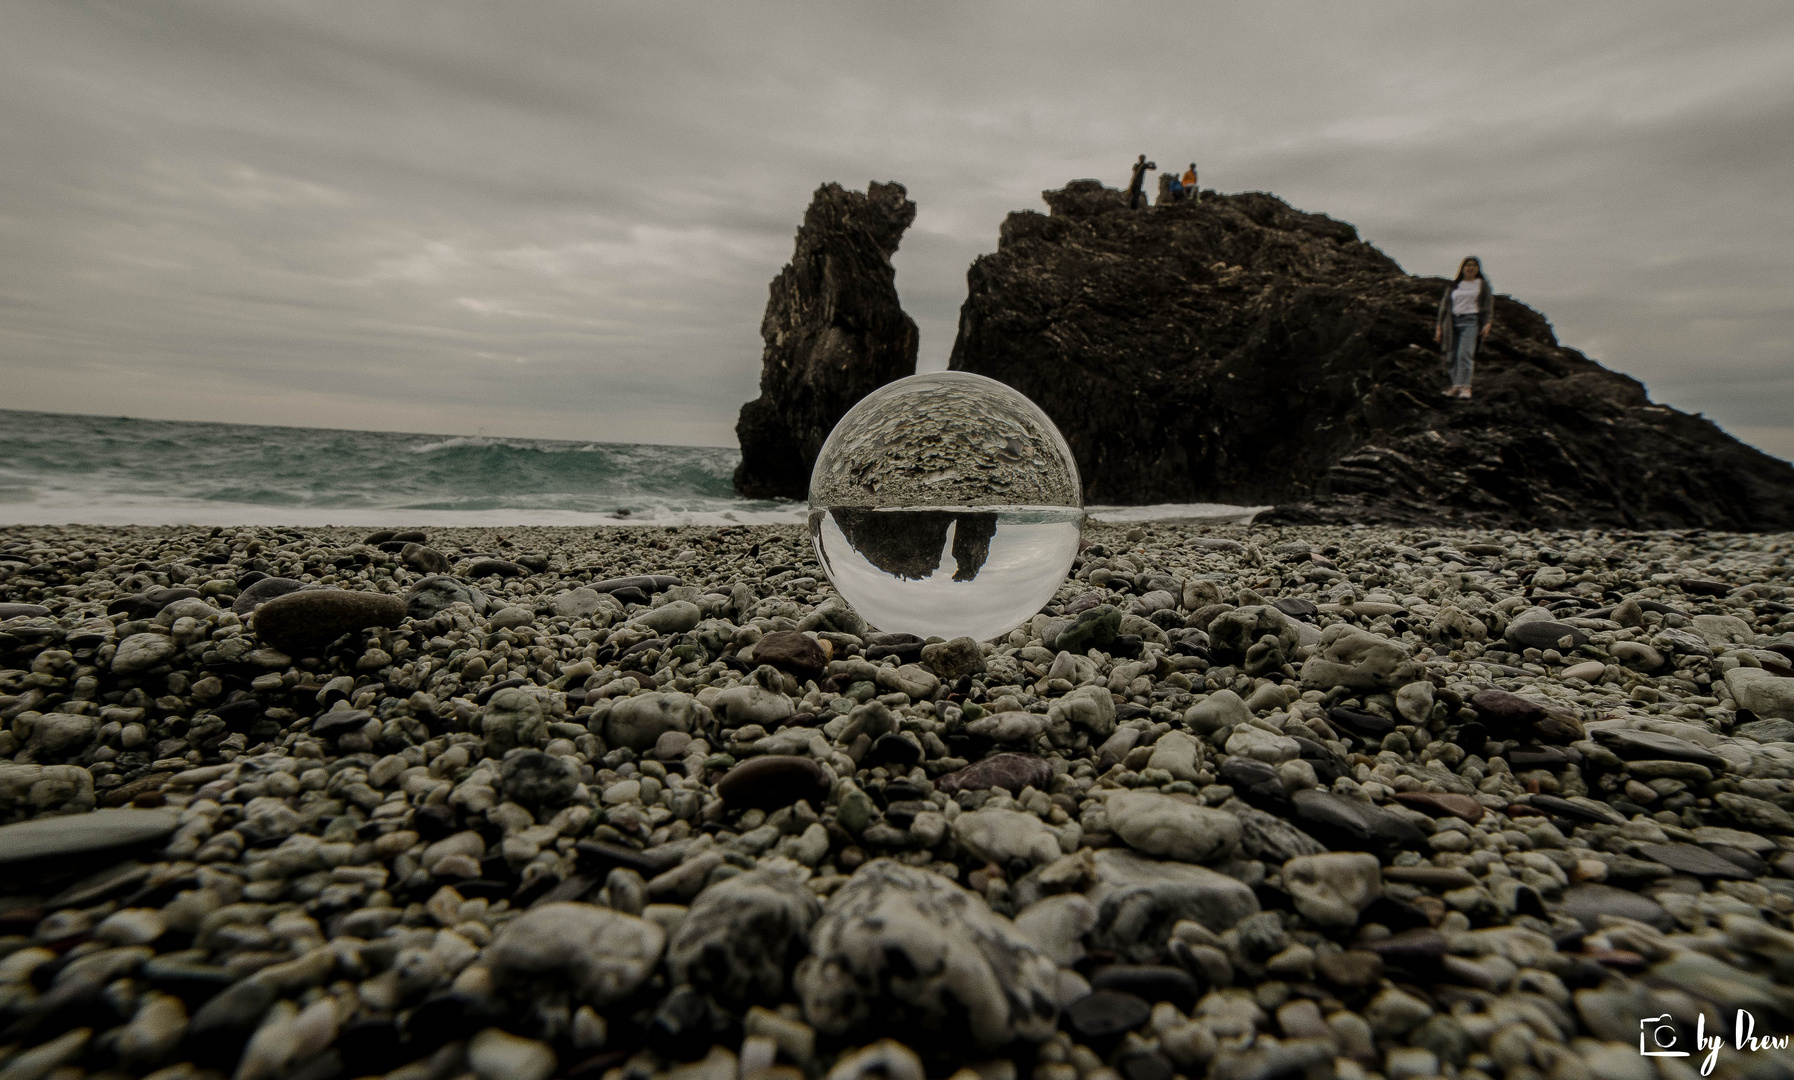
left=808, top=371, right=1083, bottom=642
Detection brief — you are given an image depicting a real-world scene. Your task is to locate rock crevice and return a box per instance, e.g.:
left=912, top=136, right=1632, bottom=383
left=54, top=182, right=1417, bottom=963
left=733, top=182, right=919, bottom=500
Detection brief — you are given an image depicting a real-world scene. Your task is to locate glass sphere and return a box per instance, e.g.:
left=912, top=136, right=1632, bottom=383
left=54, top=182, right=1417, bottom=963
left=808, top=371, right=1083, bottom=642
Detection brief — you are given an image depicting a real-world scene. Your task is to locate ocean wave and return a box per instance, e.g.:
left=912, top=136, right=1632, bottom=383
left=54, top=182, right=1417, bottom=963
left=0, top=409, right=1260, bottom=528
left=407, top=435, right=619, bottom=455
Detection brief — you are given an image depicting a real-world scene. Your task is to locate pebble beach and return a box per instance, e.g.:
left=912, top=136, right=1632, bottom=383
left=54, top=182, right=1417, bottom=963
left=3, top=521, right=1794, bottom=1080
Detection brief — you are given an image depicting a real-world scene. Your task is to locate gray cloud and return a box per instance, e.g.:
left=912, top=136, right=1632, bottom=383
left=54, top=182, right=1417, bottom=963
left=2, top=1, right=1790, bottom=459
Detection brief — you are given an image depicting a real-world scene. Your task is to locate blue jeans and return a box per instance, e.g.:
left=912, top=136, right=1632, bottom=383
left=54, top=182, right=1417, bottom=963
left=1451, top=314, right=1480, bottom=387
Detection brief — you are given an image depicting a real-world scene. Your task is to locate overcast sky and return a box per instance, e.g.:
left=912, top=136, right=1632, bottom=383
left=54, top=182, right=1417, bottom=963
left=4, top=2, right=1791, bottom=459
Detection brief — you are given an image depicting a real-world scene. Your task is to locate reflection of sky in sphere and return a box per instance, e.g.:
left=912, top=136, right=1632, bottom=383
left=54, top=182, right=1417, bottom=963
left=813, top=507, right=1082, bottom=641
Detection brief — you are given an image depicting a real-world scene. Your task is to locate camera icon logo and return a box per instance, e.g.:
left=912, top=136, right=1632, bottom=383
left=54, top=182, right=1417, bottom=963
left=1641, top=1014, right=1690, bottom=1057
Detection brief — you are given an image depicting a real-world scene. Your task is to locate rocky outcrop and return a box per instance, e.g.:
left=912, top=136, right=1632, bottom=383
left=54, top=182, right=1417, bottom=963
left=948, top=180, right=1794, bottom=529
left=733, top=182, right=919, bottom=500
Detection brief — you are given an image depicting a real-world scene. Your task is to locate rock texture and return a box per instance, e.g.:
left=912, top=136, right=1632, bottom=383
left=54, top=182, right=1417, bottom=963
left=733, top=182, right=920, bottom=500
left=947, top=179, right=1794, bottom=529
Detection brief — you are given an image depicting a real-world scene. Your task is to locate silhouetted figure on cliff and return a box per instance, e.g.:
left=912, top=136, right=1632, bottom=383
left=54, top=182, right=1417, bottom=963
left=1127, top=154, right=1155, bottom=210
left=1182, top=163, right=1198, bottom=202
left=1434, top=256, right=1493, bottom=399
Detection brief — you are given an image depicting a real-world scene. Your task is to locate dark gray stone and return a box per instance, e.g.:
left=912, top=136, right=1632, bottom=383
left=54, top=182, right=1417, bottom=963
left=1594, top=728, right=1726, bottom=770
left=0, top=809, right=180, bottom=865
left=1290, top=789, right=1426, bottom=850
left=1635, top=843, right=1752, bottom=880
left=252, top=588, right=405, bottom=656
left=1560, top=884, right=1675, bottom=932
left=1221, top=800, right=1328, bottom=863
left=500, top=751, right=581, bottom=808
left=405, top=575, right=489, bottom=619
left=231, top=577, right=306, bottom=616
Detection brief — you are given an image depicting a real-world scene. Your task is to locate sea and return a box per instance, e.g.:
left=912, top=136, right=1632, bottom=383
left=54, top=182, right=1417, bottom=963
left=0, top=409, right=1260, bottom=528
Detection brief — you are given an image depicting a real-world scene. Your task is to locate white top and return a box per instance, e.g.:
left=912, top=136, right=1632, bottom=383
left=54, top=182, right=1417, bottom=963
left=1451, top=278, right=1482, bottom=316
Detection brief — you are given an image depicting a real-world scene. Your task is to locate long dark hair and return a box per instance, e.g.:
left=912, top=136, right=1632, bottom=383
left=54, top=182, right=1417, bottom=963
left=1452, top=256, right=1486, bottom=285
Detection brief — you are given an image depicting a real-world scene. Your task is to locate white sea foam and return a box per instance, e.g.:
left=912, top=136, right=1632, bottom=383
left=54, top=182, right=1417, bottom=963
left=2, top=494, right=1262, bottom=528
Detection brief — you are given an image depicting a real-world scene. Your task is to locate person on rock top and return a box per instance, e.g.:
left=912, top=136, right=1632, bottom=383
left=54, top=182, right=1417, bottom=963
left=1434, top=255, right=1493, bottom=399
left=1127, top=154, right=1156, bottom=210
left=1181, top=162, right=1198, bottom=202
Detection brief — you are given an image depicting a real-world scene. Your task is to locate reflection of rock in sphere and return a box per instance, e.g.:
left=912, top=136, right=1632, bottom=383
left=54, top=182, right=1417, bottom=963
left=827, top=509, right=997, bottom=581
left=809, top=371, right=1082, bottom=511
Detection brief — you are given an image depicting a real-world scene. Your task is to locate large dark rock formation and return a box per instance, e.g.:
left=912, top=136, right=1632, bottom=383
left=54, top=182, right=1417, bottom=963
left=947, top=180, right=1794, bottom=529
left=733, top=182, right=919, bottom=500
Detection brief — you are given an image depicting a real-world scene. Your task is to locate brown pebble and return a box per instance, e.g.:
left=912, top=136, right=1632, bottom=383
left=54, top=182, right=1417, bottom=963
left=751, top=631, right=829, bottom=680
left=935, top=752, right=1054, bottom=795
left=1392, top=791, right=1486, bottom=824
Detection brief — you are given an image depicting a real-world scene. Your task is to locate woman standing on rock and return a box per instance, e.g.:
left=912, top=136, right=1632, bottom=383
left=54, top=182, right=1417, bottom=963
left=1435, top=256, right=1493, bottom=399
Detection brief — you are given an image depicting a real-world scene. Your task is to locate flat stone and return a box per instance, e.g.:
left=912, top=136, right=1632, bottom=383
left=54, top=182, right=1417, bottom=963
left=1086, top=849, right=1260, bottom=962
left=1065, top=989, right=1152, bottom=1039
left=1635, top=843, right=1752, bottom=879
left=1690, top=826, right=1776, bottom=854
left=231, top=577, right=306, bottom=615
left=1291, top=789, right=1425, bottom=850
left=936, top=753, right=1055, bottom=796
left=1505, top=620, right=1589, bottom=651
left=0, top=603, right=50, bottom=619
left=1726, top=668, right=1794, bottom=721
left=1471, top=689, right=1548, bottom=729
left=0, top=809, right=180, bottom=865
left=1715, top=792, right=1794, bottom=832
left=1392, top=791, right=1485, bottom=824
left=107, top=587, right=201, bottom=620
left=1594, top=728, right=1726, bottom=770
left=589, top=575, right=681, bottom=595
left=1526, top=794, right=1624, bottom=825
left=715, top=755, right=831, bottom=811
left=636, top=601, right=702, bottom=635
left=1106, top=791, right=1242, bottom=863
left=1325, top=706, right=1395, bottom=739
left=464, top=558, right=527, bottom=579
left=1088, top=965, right=1202, bottom=1012
left=1220, top=801, right=1327, bottom=863
left=1365, top=928, right=1447, bottom=963
left=1381, top=866, right=1477, bottom=890
left=1736, top=718, right=1794, bottom=743
left=1219, top=757, right=1286, bottom=807
left=953, top=808, right=1063, bottom=867
left=1508, top=747, right=1569, bottom=770
left=1560, top=884, right=1675, bottom=932
left=252, top=588, right=406, bottom=656
left=1707, top=846, right=1770, bottom=877
left=1561, top=660, right=1607, bottom=682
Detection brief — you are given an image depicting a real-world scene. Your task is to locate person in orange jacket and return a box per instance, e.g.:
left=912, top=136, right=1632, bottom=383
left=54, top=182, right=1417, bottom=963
left=1181, top=163, right=1198, bottom=202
